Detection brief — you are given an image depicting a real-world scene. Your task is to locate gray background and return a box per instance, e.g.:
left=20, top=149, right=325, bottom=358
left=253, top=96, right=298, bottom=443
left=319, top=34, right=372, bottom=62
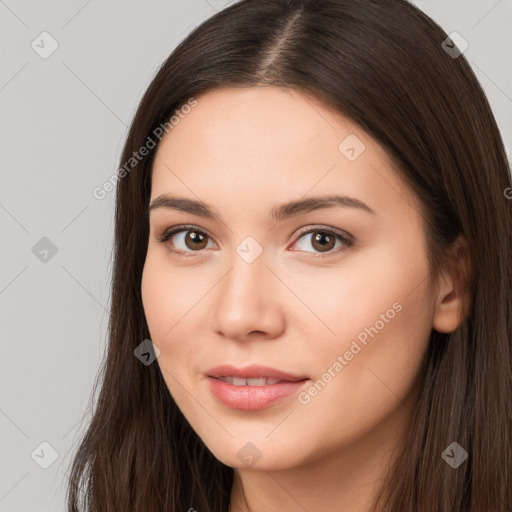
left=1, top=1, right=511, bottom=510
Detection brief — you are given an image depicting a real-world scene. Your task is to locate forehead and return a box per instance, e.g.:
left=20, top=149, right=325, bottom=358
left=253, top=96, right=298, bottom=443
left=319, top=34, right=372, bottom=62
left=150, top=86, right=420, bottom=223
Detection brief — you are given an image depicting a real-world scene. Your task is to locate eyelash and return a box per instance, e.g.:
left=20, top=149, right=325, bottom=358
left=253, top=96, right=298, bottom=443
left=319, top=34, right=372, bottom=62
left=156, top=224, right=353, bottom=259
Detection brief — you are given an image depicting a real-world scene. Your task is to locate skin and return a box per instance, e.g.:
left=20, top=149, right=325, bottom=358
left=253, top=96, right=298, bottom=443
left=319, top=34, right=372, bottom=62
left=141, top=86, right=467, bottom=512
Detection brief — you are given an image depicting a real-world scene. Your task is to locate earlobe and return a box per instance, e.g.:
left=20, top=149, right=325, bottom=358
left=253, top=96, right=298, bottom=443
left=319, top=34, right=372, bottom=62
left=432, top=235, right=471, bottom=334
left=432, top=287, right=463, bottom=333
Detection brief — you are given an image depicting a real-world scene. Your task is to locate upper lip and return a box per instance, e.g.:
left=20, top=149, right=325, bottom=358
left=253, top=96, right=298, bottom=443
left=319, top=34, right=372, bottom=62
left=205, top=364, right=308, bottom=382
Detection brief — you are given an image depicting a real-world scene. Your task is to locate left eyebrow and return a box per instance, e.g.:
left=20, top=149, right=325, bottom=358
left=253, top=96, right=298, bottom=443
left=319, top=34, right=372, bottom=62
left=148, top=194, right=377, bottom=222
left=270, top=194, right=377, bottom=221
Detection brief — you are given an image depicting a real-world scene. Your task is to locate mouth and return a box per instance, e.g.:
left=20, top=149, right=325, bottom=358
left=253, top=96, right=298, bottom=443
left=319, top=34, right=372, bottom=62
left=204, top=364, right=310, bottom=410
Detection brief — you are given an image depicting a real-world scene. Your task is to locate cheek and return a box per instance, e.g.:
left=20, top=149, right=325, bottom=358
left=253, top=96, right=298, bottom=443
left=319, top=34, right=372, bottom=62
left=296, top=243, right=433, bottom=435
left=308, top=294, right=431, bottom=455
left=141, top=254, right=200, bottom=341
left=283, top=240, right=431, bottom=344
left=141, top=259, right=169, bottom=340
left=141, top=254, right=207, bottom=387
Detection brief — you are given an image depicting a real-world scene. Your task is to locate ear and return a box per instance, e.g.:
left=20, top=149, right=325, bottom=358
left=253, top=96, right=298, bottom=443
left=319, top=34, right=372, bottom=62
left=432, top=234, right=472, bottom=333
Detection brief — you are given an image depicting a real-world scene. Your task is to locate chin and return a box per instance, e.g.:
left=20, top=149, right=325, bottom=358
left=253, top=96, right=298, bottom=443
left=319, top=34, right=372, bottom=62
left=203, top=437, right=306, bottom=471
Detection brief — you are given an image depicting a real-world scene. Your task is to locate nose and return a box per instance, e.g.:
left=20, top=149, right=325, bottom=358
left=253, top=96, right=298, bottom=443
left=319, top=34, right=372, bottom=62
left=210, top=251, right=286, bottom=342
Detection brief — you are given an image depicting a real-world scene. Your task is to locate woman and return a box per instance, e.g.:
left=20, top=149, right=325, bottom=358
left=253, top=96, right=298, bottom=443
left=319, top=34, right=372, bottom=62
left=66, top=0, right=512, bottom=510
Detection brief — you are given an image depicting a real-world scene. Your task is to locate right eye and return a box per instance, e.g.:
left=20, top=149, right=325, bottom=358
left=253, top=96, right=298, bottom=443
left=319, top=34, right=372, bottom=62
left=157, top=225, right=218, bottom=257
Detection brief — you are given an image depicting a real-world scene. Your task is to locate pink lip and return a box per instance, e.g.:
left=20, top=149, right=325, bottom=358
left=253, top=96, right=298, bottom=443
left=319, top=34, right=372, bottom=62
left=204, top=364, right=309, bottom=410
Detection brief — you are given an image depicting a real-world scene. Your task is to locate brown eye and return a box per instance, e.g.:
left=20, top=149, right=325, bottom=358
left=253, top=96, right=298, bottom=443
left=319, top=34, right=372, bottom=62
left=290, top=227, right=353, bottom=258
left=158, top=226, right=215, bottom=255
left=310, top=231, right=336, bottom=252
left=183, top=230, right=208, bottom=250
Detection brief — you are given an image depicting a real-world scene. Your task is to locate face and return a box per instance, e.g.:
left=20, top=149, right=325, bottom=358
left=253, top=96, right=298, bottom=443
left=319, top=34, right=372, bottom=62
left=141, top=86, right=441, bottom=471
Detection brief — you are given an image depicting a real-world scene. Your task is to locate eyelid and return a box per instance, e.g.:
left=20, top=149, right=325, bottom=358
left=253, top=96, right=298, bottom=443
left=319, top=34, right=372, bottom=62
left=291, top=224, right=352, bottom=242
left=157, top=223, right=206, bottom=237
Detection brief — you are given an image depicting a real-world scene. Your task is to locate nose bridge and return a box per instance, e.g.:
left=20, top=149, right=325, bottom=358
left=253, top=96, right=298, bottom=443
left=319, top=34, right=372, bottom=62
left=210, top=242, right=284, bottom=339
left=222, top=244, right=270, bottom=309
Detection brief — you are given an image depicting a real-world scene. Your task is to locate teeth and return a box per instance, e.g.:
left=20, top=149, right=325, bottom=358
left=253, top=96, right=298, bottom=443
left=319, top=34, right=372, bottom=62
left=233, top=376, right=247, bottom=386
left=218, top=376, right=282, bottom=386
left=246, top=378, right=268, bottom=386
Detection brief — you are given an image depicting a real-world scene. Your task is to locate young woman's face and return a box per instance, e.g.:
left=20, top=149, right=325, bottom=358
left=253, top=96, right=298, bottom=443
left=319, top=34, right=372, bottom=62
left=141, top=86, right=443, bottom=470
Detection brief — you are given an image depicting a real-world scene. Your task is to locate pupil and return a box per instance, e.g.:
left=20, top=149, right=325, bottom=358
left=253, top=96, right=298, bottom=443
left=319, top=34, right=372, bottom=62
left=313, top=232, right=334, bottom=252
left=187, top=231, right=206, bottom=249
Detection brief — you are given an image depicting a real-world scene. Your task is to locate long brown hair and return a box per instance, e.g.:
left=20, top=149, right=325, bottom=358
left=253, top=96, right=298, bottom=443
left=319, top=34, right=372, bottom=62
left=66, top=1, right=512, bottom=510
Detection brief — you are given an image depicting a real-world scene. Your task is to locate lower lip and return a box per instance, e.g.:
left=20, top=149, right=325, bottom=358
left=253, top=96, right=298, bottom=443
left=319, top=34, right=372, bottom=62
left=206, top=377, right=308, bottom=410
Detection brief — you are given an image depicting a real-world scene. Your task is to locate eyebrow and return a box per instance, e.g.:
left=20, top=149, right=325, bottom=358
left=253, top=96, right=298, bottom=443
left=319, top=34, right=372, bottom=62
left=149, top=194, right=377, bottom=222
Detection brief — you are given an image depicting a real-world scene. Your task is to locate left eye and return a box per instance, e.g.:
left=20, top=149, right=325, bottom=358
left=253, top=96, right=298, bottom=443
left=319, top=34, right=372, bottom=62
left=290, top=228, right=353, bottom=256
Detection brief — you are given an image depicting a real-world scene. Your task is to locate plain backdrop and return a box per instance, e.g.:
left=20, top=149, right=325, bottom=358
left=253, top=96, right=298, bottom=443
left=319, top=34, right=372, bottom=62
left=0, top=1, right=511, bottom=510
